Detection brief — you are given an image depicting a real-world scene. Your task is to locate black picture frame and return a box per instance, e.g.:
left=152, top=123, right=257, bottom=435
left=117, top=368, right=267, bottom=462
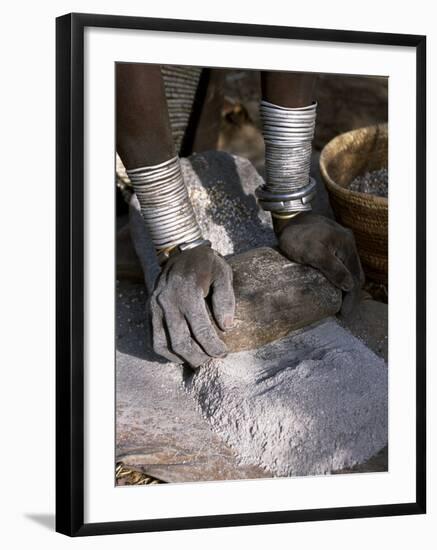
left=56, top=12, right=426, bottom=537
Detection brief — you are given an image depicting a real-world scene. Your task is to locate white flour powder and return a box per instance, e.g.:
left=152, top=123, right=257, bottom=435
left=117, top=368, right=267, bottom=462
left=185, top=318, right=387, bottom=476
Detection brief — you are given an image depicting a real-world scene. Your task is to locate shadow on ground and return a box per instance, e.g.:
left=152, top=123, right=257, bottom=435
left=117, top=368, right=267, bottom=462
left=25, top=513, right=55, bottom=531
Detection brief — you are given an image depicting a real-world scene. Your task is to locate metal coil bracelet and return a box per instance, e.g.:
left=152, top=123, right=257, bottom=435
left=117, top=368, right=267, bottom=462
left=126, top=156, right=208, bottom=262
left=256, top=99, right=318, bottom=217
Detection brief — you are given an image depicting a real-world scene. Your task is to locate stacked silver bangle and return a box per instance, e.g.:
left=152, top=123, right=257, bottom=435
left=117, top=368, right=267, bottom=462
left=256, top=99, right=317, bottom=217
left=127, top=156, right=208, bottom=261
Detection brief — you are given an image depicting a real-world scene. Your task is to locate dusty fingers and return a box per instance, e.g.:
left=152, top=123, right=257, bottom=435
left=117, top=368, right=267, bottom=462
left=150, top=247, right=235, bottom=368
left=278, top=213, right=365, bottom=316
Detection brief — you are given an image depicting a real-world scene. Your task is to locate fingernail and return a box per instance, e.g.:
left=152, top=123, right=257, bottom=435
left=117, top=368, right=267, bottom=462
left=223, top=315, right=234, bottom=330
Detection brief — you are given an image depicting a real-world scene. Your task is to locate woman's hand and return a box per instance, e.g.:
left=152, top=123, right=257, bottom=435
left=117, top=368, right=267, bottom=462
left=277, top=212, right=365, bottom=315
left=150, top=245, right=235, bottom=368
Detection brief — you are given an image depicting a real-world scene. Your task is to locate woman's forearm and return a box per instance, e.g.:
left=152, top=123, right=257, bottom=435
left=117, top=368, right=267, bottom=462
left=116, top=64, right=205, bottom=262
left=258, top=71, right=318, bottom=234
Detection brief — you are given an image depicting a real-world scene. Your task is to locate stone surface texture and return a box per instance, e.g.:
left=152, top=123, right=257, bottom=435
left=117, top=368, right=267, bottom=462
left=183, top=151, right=277, bottom=258
left=340, top=297, right=388, bottom=363
left=223, top=248, right=341, bottom=351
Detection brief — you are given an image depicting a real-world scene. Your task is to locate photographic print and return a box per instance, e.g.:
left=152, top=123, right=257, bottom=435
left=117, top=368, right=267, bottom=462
left=115, top=65, right=389, bottom=486
left=56, top=13, right=425, bottom=535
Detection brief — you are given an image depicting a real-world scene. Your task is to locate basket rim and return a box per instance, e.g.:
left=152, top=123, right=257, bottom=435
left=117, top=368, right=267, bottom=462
left=319, top=124, right=388, bottom=207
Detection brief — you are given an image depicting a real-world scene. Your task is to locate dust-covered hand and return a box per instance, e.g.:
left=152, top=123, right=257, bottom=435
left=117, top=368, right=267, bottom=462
left=150, top=245, right=235, bottom=368
left=276, top=212, right=365, bottom=316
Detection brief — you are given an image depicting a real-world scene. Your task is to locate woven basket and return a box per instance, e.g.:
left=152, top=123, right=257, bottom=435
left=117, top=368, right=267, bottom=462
left=319, top=124, right=388, bottom=283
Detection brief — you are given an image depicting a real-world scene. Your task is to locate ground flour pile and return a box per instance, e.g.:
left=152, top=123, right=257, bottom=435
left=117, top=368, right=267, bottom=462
left=185, top=318, right=388, bottom=477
